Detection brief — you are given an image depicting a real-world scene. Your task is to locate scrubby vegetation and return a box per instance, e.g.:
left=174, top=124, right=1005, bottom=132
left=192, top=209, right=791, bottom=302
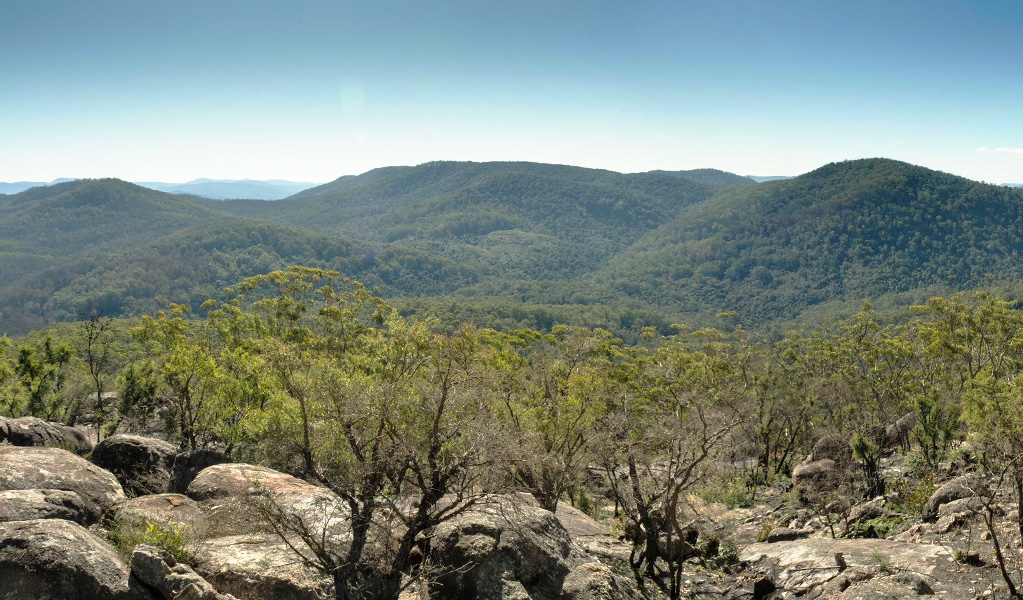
left=7, top=267, right=1023, bottom=598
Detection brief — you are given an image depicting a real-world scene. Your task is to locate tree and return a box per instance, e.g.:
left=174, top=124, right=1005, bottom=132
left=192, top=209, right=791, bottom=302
left=498, top=325, right=611, bottom=512
left=80, top=311, right=114, bottom=441
left=213, top=268, right=503, bottom=600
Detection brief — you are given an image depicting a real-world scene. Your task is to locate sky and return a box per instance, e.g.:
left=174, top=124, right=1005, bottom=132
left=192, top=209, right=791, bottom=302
left=2, top=0, right=1022, bottom=184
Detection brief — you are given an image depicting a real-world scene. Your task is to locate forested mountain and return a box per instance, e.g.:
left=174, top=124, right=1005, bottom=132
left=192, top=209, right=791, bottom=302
left=602, top=158, right=1023, bottom=324
left=651, top=168, right=754, bottom=186
left=4, top=159, right=1023, bottom=337
left=0, top=180, right=477, bottom=333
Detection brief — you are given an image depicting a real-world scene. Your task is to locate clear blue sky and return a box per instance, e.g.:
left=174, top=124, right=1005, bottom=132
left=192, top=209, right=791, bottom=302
left=2, top=0, right=1021, bottom=183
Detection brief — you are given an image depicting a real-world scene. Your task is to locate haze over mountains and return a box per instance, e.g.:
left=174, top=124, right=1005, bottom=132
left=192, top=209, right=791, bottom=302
left=2, top=158, right=1023, bottom=336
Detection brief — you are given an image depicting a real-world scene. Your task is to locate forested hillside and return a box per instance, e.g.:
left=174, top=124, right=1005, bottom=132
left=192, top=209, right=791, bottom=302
left=601, top=158, right=1023, bottom=324
left=4, top=159, right=1023, bottom=337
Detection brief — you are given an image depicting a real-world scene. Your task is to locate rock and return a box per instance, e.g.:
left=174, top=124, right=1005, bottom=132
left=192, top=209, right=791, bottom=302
left=555, top=503, right=631, bottom=563
left=741, top=538, right=956, bottom=596
left=765, top=527, right=809, bottom=543
left=169, top=447, right=229, bottom=494
left=0, top=518, right=151, bottom=600
left=91, top=434, right=178, bottom=495
left=187, top=463, right=348, bottom=539
left=811, top=434, right=851, bottom=464
left=848, top=501, right=886, bottom=524
left=0, top=415, right=93, bottom=455
left=922, top=474, right=987, bottom=522
left=884, top=413, right=917, bottom=451
left=792, top=458, right=837, bottom=487
left=936, top=496, right=991, bottom=519
left=130, top=544, right=237, bottom=600
left=191, top=534, right=332, bottom=600
left=0, top=489, right=89, bottom=524
left=119, top=494, right=208, bottom=536
left=560, top=562, right=645, bottom=600
left=429, top=495, right=587, bottom=600
left=0, top=445, right=126, bottom=524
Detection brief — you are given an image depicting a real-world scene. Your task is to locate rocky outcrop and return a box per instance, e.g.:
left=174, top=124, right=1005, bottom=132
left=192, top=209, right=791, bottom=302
left=91, top=434, right=178, bottom=495
left=792, top=458, right=837, bottom=487
left=0, top=518, right=151, bottom=600
left=119, top=494, right=208, bottom=536
left=560, top=562, right=645, bottom=600
left=130, top=544, right=237, bottom=600
left=0, top=489, right=89, bottom=524
left=921, top=473, right=988, bottom=522
left=741, top=538, right=965, bottom=598
left=191, top=534, right=332, bottom=600
left=0, top=445, right=126, bottom=524
left=0, top=415, right=93, bottom=455
left=169, top=447, right=229, bottom=494
left=187, top=463, right=348, bottom=539
left=811, top=434, right=851, bottom=464
left=429, top=495, right=589, bottom=600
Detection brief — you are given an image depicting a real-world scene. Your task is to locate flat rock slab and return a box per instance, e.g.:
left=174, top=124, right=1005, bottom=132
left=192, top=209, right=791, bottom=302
left=0, top=489, right=89, bottom=524
left=0, top=445, right=126, bottom=524
left=192, top=534, right=332, bottom=600
left=741, top=538, right=958, bottom=595
left=0, top=518, right=150, bottom=600
left=119, top=493, right=208, bottom=535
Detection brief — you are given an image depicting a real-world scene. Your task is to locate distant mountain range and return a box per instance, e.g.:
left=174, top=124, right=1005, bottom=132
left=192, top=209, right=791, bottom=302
left=3, top=160, right=1023, bottom=336
left=133, top=179, right=321, bottom=200
left=0, top=178, right=319, bottom=200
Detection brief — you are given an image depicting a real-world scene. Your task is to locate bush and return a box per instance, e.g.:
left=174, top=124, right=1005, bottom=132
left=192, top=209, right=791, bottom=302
left=108, top=517, right=191, bottom=562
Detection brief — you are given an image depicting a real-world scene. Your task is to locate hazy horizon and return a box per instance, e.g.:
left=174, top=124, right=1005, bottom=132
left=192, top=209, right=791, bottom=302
left=3, top=1, right=1021, bottom=184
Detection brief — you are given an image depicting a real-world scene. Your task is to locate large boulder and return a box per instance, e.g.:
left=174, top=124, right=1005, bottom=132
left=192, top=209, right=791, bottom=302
left=191, top=534, right=332, bottom=600
left=922, top=474, right=988, bottom=523
left=0, top=518, right=151, bottom=600
left=130, top=544, right=238, bottom=600
left=0, top=489, right=89, bottom=524
left=791, top=458, right=837, bottom=488
left=187, top=463, right=348, bottom=539
left=810, top=434, right=851, bottom=464
left=0, top=445, right=126, bottom=524
left=91, top=434, right=178, bottom=495
left=560, top=562, right=644, bottom=600
left=119, top=494, right=208, bottom=536
left=429, top=495, right=588, bottom=600
left=168, top=447, right=229, bottom=494
left=0, top=415, right=93, bottom=455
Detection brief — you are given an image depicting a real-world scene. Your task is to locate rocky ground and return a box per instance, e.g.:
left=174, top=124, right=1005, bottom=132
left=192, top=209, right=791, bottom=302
left=1, top=415, right=1019, bottom=600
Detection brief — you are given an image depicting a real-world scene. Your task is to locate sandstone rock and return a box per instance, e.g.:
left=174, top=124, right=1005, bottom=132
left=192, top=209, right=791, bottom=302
left=792, top=458, right=837, bottom=487
left=811, top=434, right=851, bottom=464
left=848, top=501, right=885, bottom=524
left=191, top=534, right=332, bottom=600
left=922, top=474, right=987, bottom=522
left=0, top=445, right=126, bottom=524
left=560, top=562, right=645, bottom=600
left=936, top=495, right=991, bottom=519
left=429, top=495, right=587, bottom=600
left=119, top=494, right=208, bottom=536
left=0, top=518, right=151, bottom=600
left=169, top=447, right=229, bottom=494
left=187, top=463, right=348, bottom=539
left=555, top=502, right=631, bottom=563
left=0, top=489, right=89, bottom=524
left=0, top=415, right=93, bottom=455
left=765, top=527, right=809, bottom=543
left=91, top=434, right=178, bottom=495
left=130, top=544, right=238, bottom=600
left=741, top=538, right=955, bottom=596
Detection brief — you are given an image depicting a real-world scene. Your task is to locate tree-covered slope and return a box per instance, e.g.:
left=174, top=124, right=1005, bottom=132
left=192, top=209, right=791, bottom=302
left=602, top=158, right=1023, bottom=323
left=650, top=168, right=755, bottom=186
